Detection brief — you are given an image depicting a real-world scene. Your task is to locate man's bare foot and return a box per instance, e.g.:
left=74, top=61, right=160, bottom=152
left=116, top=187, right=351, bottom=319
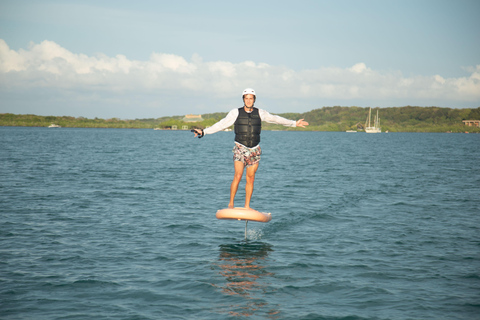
left=228, top=203, right=234, bottom=209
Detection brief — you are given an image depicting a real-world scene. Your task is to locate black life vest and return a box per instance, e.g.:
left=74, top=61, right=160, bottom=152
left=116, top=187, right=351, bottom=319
left=234, top=107, right=262, bottom=148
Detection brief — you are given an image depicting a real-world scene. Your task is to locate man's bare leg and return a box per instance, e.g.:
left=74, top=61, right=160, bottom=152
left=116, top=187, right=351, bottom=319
left=244, top=162, right=259, bottom=209
left=229, top=161, right=245, bottom=208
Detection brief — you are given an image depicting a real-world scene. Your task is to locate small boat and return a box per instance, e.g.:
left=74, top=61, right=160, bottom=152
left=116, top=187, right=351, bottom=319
left=365, top=108, right=381, bottom=133
left=48, top=124, right=61, bottom=128
left=346, top=130, right=357, bottom=133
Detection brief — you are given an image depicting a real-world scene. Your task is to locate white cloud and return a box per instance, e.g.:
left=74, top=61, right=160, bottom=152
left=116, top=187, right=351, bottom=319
left=0, top=39, right=26, bottom=72
left=349, top=62, right=368, bottom=74
left=149, top=52, right=196, bottom=74
left=0, top=39, right=479, bottom=117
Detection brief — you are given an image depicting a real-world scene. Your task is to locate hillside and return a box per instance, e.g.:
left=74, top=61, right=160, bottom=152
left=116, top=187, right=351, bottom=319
left=1, top=106, right=479, bottom=133
left=271, top=106, right=480, bottom=132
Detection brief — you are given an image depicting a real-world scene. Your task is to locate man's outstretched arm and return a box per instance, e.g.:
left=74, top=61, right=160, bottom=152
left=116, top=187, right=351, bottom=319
left=259, top=109, right=309, bottom=128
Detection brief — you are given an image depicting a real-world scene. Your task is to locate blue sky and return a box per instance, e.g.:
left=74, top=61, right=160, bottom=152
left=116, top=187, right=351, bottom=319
left=1, top=0, right=479, bottom=119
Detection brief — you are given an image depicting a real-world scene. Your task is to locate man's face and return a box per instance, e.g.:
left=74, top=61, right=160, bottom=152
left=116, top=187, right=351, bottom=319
left=244, top=94, right=255, bottom=108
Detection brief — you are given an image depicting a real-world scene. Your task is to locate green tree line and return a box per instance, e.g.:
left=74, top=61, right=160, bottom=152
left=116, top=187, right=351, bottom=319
left=1, top=106, right=479, bottom=132
left=275, top=106, right=480, bottom=133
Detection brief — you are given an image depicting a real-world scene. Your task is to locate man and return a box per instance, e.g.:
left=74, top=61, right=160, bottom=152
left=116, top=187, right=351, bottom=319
left=193, top=88, right=308, bottom=209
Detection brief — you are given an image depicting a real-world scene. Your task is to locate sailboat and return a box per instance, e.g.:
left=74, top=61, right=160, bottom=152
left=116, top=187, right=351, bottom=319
left=365, top=108, right=381, bottom=133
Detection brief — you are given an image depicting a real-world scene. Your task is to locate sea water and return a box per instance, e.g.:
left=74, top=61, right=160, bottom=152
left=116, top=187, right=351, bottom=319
left=1, top=127, right=479, bottom=320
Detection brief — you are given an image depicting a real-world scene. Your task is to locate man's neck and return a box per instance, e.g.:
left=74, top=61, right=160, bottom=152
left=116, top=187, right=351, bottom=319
left=244, top=106, right=254, bottom=113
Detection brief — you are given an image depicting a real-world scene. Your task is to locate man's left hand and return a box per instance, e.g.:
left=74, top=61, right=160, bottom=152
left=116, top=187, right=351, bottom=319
left=296, top=119, right=309, bottom=128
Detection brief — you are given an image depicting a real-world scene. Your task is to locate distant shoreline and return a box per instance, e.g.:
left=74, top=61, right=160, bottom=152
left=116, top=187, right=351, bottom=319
left=1, top=105, right=479, bottom=133
left=2, top=126, right=478, bottom=134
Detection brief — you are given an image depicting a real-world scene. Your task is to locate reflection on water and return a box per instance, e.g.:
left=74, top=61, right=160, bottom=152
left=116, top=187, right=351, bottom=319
left=214, top=242, right=279, bottom=318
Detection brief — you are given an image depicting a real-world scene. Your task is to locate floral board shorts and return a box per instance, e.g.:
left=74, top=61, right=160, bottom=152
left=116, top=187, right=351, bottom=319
left=232, top=143, right=262, bottom=167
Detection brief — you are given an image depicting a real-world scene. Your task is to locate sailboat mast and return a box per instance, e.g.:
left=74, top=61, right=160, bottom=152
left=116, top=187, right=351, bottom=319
left=368, top=108, right=372, bottom=127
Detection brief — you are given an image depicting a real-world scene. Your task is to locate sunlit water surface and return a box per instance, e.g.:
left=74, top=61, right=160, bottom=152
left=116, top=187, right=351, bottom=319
left=1, top=127, right=479, bottom=319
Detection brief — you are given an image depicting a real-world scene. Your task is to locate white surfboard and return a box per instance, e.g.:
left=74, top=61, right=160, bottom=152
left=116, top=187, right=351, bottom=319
left=216, top=207, right=272, bottom=223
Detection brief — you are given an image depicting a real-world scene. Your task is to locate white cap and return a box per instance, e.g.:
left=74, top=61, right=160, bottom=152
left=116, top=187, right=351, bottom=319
left=242, top=88, right=256, bottom=96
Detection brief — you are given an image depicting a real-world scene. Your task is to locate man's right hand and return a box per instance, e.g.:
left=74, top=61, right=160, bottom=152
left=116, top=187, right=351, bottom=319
left=191, top=129, right=204, bottom=138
